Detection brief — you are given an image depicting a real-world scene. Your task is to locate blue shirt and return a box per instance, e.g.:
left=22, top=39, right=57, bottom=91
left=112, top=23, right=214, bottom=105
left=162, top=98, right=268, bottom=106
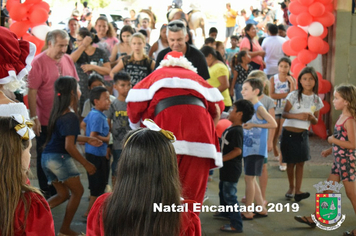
left=43, top=112, right=80, bottom=154
left=243, top=101, right=268, bottom=158
left=84, top=108, right=109, bottom=156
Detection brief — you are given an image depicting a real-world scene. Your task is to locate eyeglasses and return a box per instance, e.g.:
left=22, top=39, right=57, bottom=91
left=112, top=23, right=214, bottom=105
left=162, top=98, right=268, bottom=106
left=168, top=22, right=185, bottom=28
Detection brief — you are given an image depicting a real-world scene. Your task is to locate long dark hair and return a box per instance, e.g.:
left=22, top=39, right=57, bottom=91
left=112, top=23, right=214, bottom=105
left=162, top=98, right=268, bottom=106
left=278, top=57, right=291, bottom=76
left=78, top=27, right=99, bottom=44
left=244, top=23, right=255, bottom=51
left=103, top=129, right=181, bottom=236
left=119, top=25, right=134, bottom=42
left=297, top=66, right=319, bottom=102
left=200, top=45, right=225, bottom=65
left=232, top=50, right=248, bottom=69
left=46, top=76, right=78, bottom=145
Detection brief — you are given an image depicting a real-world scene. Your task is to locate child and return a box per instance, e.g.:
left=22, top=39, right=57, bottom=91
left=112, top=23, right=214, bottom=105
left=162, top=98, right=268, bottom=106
left=41, top=76, right=99, bottom=236
left=94, top=16, right=119, bottom=58
left=140, top=17, right=151, bottom=43
left=138, top=29, right=151, bottom=55
left=87, top=120, right=201, bottom=235
left=106, top=72, right=132, bottom=186
left=204, top=37, right=216, bottom=49
left=0, top=116, right=54, bottom=236
left=149, top=24, right=168, bottom=60
left=209, top=27, right=218, bottom=39
left=225, top=35, right=240, bottom=67
left=240, top=78, right=277, bottom=219
left=83, top=86, right=111, bottom=216
left=217, top=100, right=255, bottom=233
left=295, top=84, right=356, bottom=229
left=110, top=33, right=155, bottom=86
left=270, top=57, right=296, bottom=172
left=281, top=67, right=323, bottom=202
left=230, top=51, right=253, bottom=101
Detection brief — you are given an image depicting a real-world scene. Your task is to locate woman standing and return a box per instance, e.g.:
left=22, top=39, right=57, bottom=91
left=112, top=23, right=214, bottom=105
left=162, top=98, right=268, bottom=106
left=110, top=33, right=155, bottom=86
left=148, top=24, right=168, bottom=60
left=70, top=28, right=111, bottom=112
left=240, top=24, right=265, bottom=70
left=66, top=18, right=79, bottom=54
left=109, top=25, right=134, bottom=67
left=201, top=46, right=232, bottom=112
left=94, top=16, right=119, bottom=59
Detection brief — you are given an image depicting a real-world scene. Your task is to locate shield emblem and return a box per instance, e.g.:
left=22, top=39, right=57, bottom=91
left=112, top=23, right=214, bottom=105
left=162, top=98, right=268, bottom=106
left=315, top=193, right=342, bottom=225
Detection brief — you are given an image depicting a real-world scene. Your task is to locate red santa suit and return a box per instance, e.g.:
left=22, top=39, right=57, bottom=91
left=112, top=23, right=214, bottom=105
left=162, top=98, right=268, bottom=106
left=126, top=52, right=224, bottom=206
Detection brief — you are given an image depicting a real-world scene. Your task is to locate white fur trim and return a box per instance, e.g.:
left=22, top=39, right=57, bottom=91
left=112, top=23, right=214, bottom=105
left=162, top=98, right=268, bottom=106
left=173, top=140, right=223, bottom=167
left=126, top=77, right=224, bottom=103
left=129, top=118, right=141, bottom=130
left=157, top=55, right=197, bottom=73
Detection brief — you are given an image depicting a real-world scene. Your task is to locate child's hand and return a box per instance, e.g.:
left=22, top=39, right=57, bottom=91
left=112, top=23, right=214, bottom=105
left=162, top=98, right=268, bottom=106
left=88, top=137, right=103, bottom=147
left=327, top=135, right=335, bottom=144
left=243, top=123, right=254, bottom=130
left=85, top=162, right=96, bottom=175
left=298, top=113, right=310, bottom=121
left=307, top=113, right=316, bottom=121
left=81, top=64, right=93, bottom=73
left=321, top=148, right=332, bottom=157
left=267, top=140, right=273, bottom=152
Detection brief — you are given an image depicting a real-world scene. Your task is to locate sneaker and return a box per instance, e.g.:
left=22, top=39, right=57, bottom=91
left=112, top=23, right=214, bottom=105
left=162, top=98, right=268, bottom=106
left=203, top=193, right=209, bottom=203
left=279, top=165, right=287, bottom=171
left=105, top=184, right=112, bottom=193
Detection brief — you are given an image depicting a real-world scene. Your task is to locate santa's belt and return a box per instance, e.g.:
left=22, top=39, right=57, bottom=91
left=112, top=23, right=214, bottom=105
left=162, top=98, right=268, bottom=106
left=155, top=95, right=205, bottom=116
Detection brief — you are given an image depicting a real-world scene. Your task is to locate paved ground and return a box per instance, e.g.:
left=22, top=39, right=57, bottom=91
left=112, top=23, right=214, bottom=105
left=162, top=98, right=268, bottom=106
left=29, top=134, right=356, bottom=235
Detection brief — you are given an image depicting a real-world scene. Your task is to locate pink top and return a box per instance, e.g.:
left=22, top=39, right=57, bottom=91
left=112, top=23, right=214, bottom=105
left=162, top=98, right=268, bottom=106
left=27, top=52, right=79, bottom=126
left=240, top=37, right=264, bottom=68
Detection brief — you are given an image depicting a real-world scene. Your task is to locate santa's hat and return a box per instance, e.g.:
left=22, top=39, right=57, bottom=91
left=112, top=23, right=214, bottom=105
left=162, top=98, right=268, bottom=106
left=157, top=51, right=197, bottom=73
left=0, top=26, right=36, bottom=92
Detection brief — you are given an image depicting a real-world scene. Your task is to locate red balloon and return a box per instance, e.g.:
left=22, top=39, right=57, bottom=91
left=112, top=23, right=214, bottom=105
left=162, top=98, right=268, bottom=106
left=10, top=21, right=31, bottom=38
left=216, top=119, right=232, bottom=138
left=320, top=41, right=329, bottom=54
left=318, top=26, right=328, bottom=39
left=308, top=36, right=324, bottom=53
left=282, top=41, right=298, bottom=56
left=292, top=63, right=305, bottom=77
left=287, top=26, right=308, bottom=39
left=299, top=0, right=314, bottom=6
left=22, top=33, right=45, bottom=55
left=289, top=1, right=308, bottom=15
left=314, top=12, right=335, bottom=27
left=312, top=122, right=327, bottom=140
left=320, top=79, right=332, bottom=93
left=316, top=0, right=333, bottom=4
left=9, top=3, right=29, bottom=21
left=324, top=3, right=334, bottom=12
left=291, top=58, right=301, bottom=72
left=29, top=1, right=50, bottom=13
left=290, top=36, right=308, bottom=52
left=320, top=100, right=331, bottom=114
left=29, top=8, right=48, bottom=25
left=298, top=49, right=315, bottom=64
left=6, top=0, right=18, bottom=11
left=297, top=12, right=313, bottom=26
left=289, top=14, right=298, bottom=26
left=309, top=2, right=325, bottom=17
left=24, top=0, right=42, bottom=4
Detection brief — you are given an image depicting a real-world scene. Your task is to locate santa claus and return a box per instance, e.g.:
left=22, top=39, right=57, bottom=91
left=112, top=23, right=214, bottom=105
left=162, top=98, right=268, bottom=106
left=126, top=51, right=224, bottom=206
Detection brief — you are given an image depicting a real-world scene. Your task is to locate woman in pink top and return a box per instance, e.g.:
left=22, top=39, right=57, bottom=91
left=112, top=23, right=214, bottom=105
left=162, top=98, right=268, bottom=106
left=240, top=24, right=265, bottom=70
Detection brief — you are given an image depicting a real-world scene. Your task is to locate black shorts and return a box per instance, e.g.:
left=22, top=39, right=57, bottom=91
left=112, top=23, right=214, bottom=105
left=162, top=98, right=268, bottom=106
left=86, top=153, right=109, bottom=197
left=280, top=128, right=310, bottom=163
left=244, top=155, right=264, bottom=176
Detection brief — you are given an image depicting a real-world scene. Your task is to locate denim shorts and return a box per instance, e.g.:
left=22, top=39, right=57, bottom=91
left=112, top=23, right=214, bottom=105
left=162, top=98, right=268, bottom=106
left=41, top=153, right=80, bottom=184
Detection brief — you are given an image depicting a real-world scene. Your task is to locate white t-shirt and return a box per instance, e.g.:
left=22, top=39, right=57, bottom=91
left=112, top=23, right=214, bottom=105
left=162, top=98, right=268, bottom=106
left=283, top=91, right=323, bottom=130
left=261, top=35, right=286, bottom=75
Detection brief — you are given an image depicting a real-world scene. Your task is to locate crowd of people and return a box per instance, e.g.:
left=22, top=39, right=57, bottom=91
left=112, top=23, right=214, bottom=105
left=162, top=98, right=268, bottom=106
left=1, top=0, right=356, bottom=235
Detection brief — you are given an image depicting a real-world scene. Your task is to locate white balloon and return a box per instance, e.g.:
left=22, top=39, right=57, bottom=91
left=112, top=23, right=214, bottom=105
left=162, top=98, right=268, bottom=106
left=308, top=22, right=324, bottom=37
left=31, top=25, right=51, bottom=41
left=298, top=25, right=309, bottom=33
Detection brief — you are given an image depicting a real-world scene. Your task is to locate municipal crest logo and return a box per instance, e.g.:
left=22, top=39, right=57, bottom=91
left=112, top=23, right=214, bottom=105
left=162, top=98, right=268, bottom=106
left=311, top=181, right=346, bottom=230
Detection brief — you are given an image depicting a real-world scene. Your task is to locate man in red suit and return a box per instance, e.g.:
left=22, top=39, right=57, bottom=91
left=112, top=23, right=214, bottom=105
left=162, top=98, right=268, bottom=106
left=126, top=51, right=224, bottom=207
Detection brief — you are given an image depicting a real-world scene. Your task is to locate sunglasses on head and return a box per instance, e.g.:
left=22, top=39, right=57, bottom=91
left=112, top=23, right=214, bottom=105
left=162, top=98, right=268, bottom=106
left=168, top=22, right=185, bottom=28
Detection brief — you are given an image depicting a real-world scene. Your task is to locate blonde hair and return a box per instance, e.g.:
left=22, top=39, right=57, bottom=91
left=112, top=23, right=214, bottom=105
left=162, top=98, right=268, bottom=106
left=0, top=117, right=41, bottom=236
left=335, top=84, right=356, bottom=119
left=129, top=32, right=149, bottom=62
left=247, top=70, right=270, bottom=96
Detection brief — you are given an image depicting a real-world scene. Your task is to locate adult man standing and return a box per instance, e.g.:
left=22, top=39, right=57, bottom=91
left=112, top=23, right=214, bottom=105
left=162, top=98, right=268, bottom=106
left=28, top=29, right=83, bottom=197
left=127, top=51, right=224, bottom=207
left=261, top=24, right=286, bottom=78
left=224, top=3, right=237, bottom=47
left=155, top=20, right=210, bottom=80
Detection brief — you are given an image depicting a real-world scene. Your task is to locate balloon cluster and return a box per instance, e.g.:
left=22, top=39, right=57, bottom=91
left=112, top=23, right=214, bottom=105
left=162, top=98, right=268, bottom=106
left=7, top=0, right=51, bottom=55
left=282, top=0, right=335, bottom=140
left=282, top=0, right=334, bottom=77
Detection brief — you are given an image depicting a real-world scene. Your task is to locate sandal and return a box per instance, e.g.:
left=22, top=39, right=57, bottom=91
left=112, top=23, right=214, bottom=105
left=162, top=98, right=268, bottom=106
left=241, top=213, right=253, bottom=220
left=220, top=224, right=243, bottom=233
left=253, top=212, right=268, bottom=218
left=344, top=229, right=356, bottom=236
left=294, top=215, right=316, bottom=228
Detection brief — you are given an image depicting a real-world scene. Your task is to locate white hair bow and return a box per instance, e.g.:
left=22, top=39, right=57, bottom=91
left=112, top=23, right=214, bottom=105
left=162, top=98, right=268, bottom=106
left=12, top=114, right=35, bottom=140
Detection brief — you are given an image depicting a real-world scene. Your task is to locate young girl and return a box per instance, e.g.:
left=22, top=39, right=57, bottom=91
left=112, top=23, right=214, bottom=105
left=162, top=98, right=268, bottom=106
left=87, top=119, right=201, bottom=236
left=281, top=67, right=323, bottom=202
left=110, top=33, right=155, bottom=86
left=41, top=76, right=102, bottom=236
left=0, top=116, right=54, bottom=236
left=295, top=84, right=356, bottom=230
left=109, top=25, right=134, bottom=66
left=201, top=46, right=232, bottom=112
left=149, top=24, right=168, bottom=60
left=94, top=16, right=119, bottom=58
left=140, top=17, right=151, bottom=43
left=230, top=51, right=253, bottom=101
left=270, top=57, right=296, bottom=172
